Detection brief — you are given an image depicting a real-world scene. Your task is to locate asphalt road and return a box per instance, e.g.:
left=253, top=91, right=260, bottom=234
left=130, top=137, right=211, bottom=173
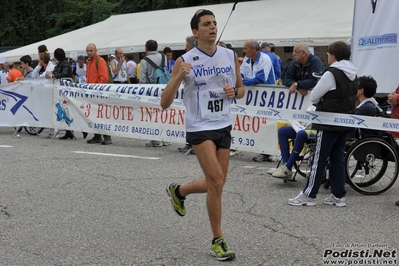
left=0, top=127, right=398, bottom=266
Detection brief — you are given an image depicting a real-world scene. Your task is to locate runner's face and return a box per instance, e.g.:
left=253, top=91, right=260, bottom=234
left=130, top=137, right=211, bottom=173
left=193, top=15, right=217, bottom=42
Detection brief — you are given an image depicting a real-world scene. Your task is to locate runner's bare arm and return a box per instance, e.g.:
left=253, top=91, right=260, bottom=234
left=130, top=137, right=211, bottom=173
left=161, top=57, right=192, bottom=109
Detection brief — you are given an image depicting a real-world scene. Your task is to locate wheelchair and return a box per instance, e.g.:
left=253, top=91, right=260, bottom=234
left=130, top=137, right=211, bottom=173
left=345, top=131, right=399, bottom=195
left=274, top=105, right=399, bottom=195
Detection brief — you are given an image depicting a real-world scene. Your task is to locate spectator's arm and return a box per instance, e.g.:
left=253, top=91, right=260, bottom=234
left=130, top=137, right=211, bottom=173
left=139, top=60, right=148, bottom=84
left=97, top=58, right=109, bottom=83
left=297, top=58, right=324, bottom=90
left=53, top=64, right=71, bottom=79
left=283, top=63, right=296, bottom=87
left=31, top=65, right=41, bottom=78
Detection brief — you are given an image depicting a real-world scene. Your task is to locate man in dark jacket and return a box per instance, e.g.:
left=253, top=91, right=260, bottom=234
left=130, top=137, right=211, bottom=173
left=283, top=43, right=324, bottom=96
left=46, top=48, right=74, bottom=139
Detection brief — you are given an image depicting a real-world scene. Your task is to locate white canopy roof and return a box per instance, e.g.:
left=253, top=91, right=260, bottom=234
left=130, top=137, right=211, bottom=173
left=0, top=0, right=354, bottom=62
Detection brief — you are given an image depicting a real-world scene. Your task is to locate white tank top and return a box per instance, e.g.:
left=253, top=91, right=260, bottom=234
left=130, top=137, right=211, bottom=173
left=113, top=59, right=127, bottom=82
left=181, top=46, right=236, bottom=132
left=75, top=64, right=87, bottom=83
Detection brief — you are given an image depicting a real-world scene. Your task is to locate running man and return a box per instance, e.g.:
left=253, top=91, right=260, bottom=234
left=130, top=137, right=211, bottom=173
left=160, top=9, right=244, bottom=261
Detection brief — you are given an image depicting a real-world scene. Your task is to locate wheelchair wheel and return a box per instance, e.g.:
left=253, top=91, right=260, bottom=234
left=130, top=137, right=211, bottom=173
left=293, top=143, right=314, bottom=178
left=345, top=137, right=399, bottom=195
left=24, top=127, right=44, bottom=135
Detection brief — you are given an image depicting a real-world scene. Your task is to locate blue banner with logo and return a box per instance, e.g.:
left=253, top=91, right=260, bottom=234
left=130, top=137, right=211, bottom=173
left=352, top=0, right=399, bottom=93
left=0, top=81, right=53, bottom=128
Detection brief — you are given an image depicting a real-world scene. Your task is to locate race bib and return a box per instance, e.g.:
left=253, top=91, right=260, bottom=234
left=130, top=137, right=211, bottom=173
left=79, top=76, right=86, bottom=84
left=199, top=89, right=229, bottom=121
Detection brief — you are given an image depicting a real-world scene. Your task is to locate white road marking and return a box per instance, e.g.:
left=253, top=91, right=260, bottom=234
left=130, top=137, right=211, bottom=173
left=0, top=145, right=13, bottom=148
left=72, top=151, right=160, bottom=160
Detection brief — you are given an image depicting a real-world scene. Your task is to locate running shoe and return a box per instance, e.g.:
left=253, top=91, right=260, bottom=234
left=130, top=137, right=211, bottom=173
left=324, top=194, right=346, bottom=207
left=166, top=182, right=186, bottom=216
left=288, top=191, right=316, bottom=206
left=210, top=236, right=235, bottom=261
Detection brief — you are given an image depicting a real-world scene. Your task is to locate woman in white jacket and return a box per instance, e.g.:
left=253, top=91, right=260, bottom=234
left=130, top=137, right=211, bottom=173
left=31, top=52, right=55, bottom=78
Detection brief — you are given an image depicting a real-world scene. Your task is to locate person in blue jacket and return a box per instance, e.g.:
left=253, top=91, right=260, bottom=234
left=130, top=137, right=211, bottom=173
left=240, top=39, right=275, bottom=85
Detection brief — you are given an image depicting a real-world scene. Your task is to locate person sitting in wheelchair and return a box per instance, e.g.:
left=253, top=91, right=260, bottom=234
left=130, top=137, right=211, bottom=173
left=268, top=75, right=378, bottom=179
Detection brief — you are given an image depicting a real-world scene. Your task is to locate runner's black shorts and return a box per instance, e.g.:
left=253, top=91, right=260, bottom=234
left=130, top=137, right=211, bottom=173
left=186, top=125, right=232, bottom=150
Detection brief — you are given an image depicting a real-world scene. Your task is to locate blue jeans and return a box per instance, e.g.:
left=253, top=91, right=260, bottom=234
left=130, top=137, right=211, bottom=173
left=278, top=126, right=308, bottom=170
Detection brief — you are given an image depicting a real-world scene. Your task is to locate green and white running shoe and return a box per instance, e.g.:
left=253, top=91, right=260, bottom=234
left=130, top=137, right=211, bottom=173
left=166, top=182, right=186, bottom=216
left=210, top=236, right=236, bottom=261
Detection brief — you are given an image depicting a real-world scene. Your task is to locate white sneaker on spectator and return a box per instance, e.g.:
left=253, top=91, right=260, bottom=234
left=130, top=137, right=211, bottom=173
left=288, top=191, right=316, bottom=206
left=230, top=150, right=240, bottom=157
left=268, top=155, right=281, bottom=162
left=267, top=165, right=283, bottom=175
left=324, top=194, right=346, bottom=207
left=272, top=165, right=293, bottom=178
left=252, top=154, right=269, bottom=162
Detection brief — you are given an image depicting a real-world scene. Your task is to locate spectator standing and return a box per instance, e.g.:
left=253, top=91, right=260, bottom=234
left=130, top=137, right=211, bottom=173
left=126, top=54, right=137, bottom=84
left=111, top=48, right=129, bottom=84
left=387, top=85, right=399, bottom=139
left=31, top=53, right=55, bottom=78
left=73, top=55, right=87, bottom=84
left=20, top=55, right=34, bottom=78
left=260, top=42, right=281, bottom=84
left=6, top=63, right=24, bottom=82
left=283, top=42, right=324, bottom=96
left=163, top=47, right=175, bottom=74
left=288, top=41, right=357, bottom=207
left=140, top=39, right=170, bottom=147
left=85, top=43, right=113, bottom=145
left=240, top=39, right=276, bottom=162
left=0, top=62, right=10, bottom=84
left=46, top=48, right=73, bottom=140
left=240, top=39, right=275, bottom=86
left=177, top=35, right=198, bottom=154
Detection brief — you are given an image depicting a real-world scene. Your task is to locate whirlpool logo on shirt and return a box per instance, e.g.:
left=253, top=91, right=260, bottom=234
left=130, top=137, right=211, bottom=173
left=192, top=64, right=233, bottom=77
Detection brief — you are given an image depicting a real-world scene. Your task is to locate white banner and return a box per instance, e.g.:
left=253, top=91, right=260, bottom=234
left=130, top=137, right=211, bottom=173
left=0, top=81, right=53, bottom=127
left=51, top=81, right=311, bottom=155
left=351, top=0, right=399, bottom=93
left=4, top=79, right=399, bottom=155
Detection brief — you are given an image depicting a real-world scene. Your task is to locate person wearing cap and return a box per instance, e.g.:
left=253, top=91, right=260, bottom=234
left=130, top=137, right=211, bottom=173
left=163, top=47, right=175, bottom=74
left=73, top=55, right=87, bottom=84
left=161, top=9, right=244, bottom=261
left=260, top=42, right=281, bottom=85
left=283, top=42, right=324, bottom=96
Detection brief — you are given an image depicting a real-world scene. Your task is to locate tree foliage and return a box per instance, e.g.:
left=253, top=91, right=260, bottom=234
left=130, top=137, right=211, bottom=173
left=0, top=0, right=249, bottom=46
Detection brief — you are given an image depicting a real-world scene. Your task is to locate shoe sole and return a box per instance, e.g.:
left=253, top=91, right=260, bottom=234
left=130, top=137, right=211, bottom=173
left=165, top=183, right=185, bottom=217
left=288, top=202, right=316, bottom=206
left=272, top=173, right=293, bottom=179
left=146, top=144, right=163, bottom=147
left=210, top=251, right=236, bottom=261
left=324, top=202, right=346, bottom=207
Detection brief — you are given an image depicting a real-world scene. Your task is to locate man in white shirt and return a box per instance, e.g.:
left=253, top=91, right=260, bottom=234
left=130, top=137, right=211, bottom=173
left=126, top=54, right=137, bottom=84
left=110, top=48, right=129, bottom=84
